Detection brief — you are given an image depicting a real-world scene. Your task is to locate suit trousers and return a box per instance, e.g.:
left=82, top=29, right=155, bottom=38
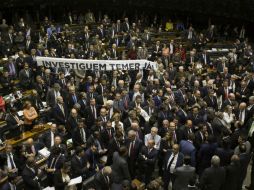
left=163, top=172, right=175, bottom=190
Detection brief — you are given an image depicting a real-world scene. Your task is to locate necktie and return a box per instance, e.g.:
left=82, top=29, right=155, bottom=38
left=108, top=129, right=112, bottom=138
left=80, top=129, right=85, bottom=142
left=73, top=95, right=77, bottom=103
left=92, top=106, right=97, bottom=119
left=60, top=105, right=65, bottom=116
left=167, top=155, right=175, bottom=170
left=124, top=97, right=128, bottom=109
left=8, top=153, right=16, bottom=169
left=129, top=141, right=135, bottom=158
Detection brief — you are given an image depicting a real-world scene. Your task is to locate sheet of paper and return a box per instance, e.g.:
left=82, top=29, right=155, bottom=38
left=68, top=176, right=82, bottom=186
left=38, top=147, right=51, bottom=158
left=43, top=187, right=55, bottom=190
left=17, top=111, right=23, bottom=116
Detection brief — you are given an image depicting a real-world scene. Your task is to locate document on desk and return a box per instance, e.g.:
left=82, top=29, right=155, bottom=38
left=68, top=176, right=82, bottom=186
left=38, top=147, right=51, bottom=158
left=43, top=187, right=55, bottom=190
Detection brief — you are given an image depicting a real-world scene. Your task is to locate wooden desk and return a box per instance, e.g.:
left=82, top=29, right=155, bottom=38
left=0, top=124, right=51, bottom=152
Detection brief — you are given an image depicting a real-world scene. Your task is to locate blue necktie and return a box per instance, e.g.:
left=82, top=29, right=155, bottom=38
left=73, top=95, right=77, bottom=103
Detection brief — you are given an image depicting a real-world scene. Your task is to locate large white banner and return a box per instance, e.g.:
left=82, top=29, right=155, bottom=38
left=36, top=57, right=157, bottom=71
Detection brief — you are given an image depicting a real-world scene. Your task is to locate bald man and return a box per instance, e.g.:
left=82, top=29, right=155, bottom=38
left=163, top=144, right=184, bottom=190
left=144, top=127, right=161, bottom=150
left=126, top=129, right=142, bottom=178
left=200, top=155, right=226, bottom=190
left=67, top=86, right=79, bottom=109
left=237, top=102, right=248, bottom=125
left=52, top=96, right=67, bottom=125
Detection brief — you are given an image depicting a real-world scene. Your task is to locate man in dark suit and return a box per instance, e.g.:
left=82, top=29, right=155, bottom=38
left=126, top=130, right=142, bottom=179
left=96, top=78, right=107, bottom=95
left=66, top=108, right=79, bottom=133
left=163, top=144, right=184, bottom=190
left=0, top=70, right=15, bottom=94
left=29, top=90, right=44, bottom=111
left=22, top=156, right=41, bottom=190
left=66, top=86, right=79, bottom=110
left=173, top=156, right=196, bottom=190
left=71, top=146, right=89, bottom=179
left=46, top=83, right=62, bottom=108
left=19, top=62, right=33, bottom=89
left=199, top=50, right=211, bottom=65
left=93, top=166, right=112, bottom=190
left=204, top=89, right=218, bottom=111
left=52, top=96, right=68, bottom=125
left=200, top=155, right=226, bottom=190
left=111, top=146, right=131, bottom=190
left=72, top=121, right=87, bottom=148
left=223, top=155, right=241, bottom=190
left=40, top=124, right=58, bottom=149
left=45, top=146, right=65, bottom=186
left=4, top=57, right=18, bottom=79
left=84, top=98, right=99, bottom=127
left=138, top=139, right=158, bottom=184
left=6, top=107, right=24, bottom=138
left=0, top=144, right=22, bottom=176
left=101, top=121, right=115, bottom=149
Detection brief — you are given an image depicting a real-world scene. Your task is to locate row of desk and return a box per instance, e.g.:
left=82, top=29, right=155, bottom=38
left=0, top=124, right=51, bottom=152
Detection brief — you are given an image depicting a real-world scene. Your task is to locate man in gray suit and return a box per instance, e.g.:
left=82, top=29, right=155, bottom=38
left=111, top=146, right=131, bottom=190
left=173, top=156, right=196, bottom=190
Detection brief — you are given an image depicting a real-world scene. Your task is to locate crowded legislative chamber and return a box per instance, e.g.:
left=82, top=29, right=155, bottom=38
left=0, top=0, right=254, bottom=189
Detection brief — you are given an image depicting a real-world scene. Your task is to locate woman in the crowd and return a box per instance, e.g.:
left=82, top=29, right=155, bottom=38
left=23, top=100, right=38, bottom=131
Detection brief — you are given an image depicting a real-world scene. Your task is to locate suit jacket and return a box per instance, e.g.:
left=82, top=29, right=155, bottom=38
left=111, top=152, right=131, bottom=184
left=92, top=170, right=111, bottom=190
left=19, top=69, right=33, bottom=86
left=215, top=147, right=233, bottom=166
left=72, top=127, right=87, bottom=147
left=78, top=98, right=87, bottom=115
left=41, top=131, right=59, bottom=149
left=84, top=105, right=99, bottom=126
left=126, top=138, right=142, bottom=161
left=66, top=115, right=79, bottom=133
left=71, top=155, right=88, bottom=178
left=204, top=95, right=218, bottom=111
left=66, top=93, right=80, bottom=110
left=95, top=84, right=106, bottom=95
left=179, top=140, right=196, bottom=167
left=52, top=104, right=68, bottom=125
left=29, top=95, right=44, bottom=111
left=46, top=89, right=61, bottom=108
left=106, top=137, right=123, bottom=165
left=223, top=162, right=241, bottom=190
left=173, top=165, right=196, bottom=190
left=177, top=109, right=188, bottom=125
left=200, top=166, right=226, bottom=190
left=22, top=165, right=40, bottom=190
left=138, top=146, right=158, bottom=170
left=53, top=170, right=68, bottom=190
left=0, top=152, right=22, bottom=171
left=100, top=128, right=115, bottom=148
left=163, top=150, right=184, bottom=172
left=6, top=113, right=20, bottom=128
left=47, top=154, right=65, bottom=170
